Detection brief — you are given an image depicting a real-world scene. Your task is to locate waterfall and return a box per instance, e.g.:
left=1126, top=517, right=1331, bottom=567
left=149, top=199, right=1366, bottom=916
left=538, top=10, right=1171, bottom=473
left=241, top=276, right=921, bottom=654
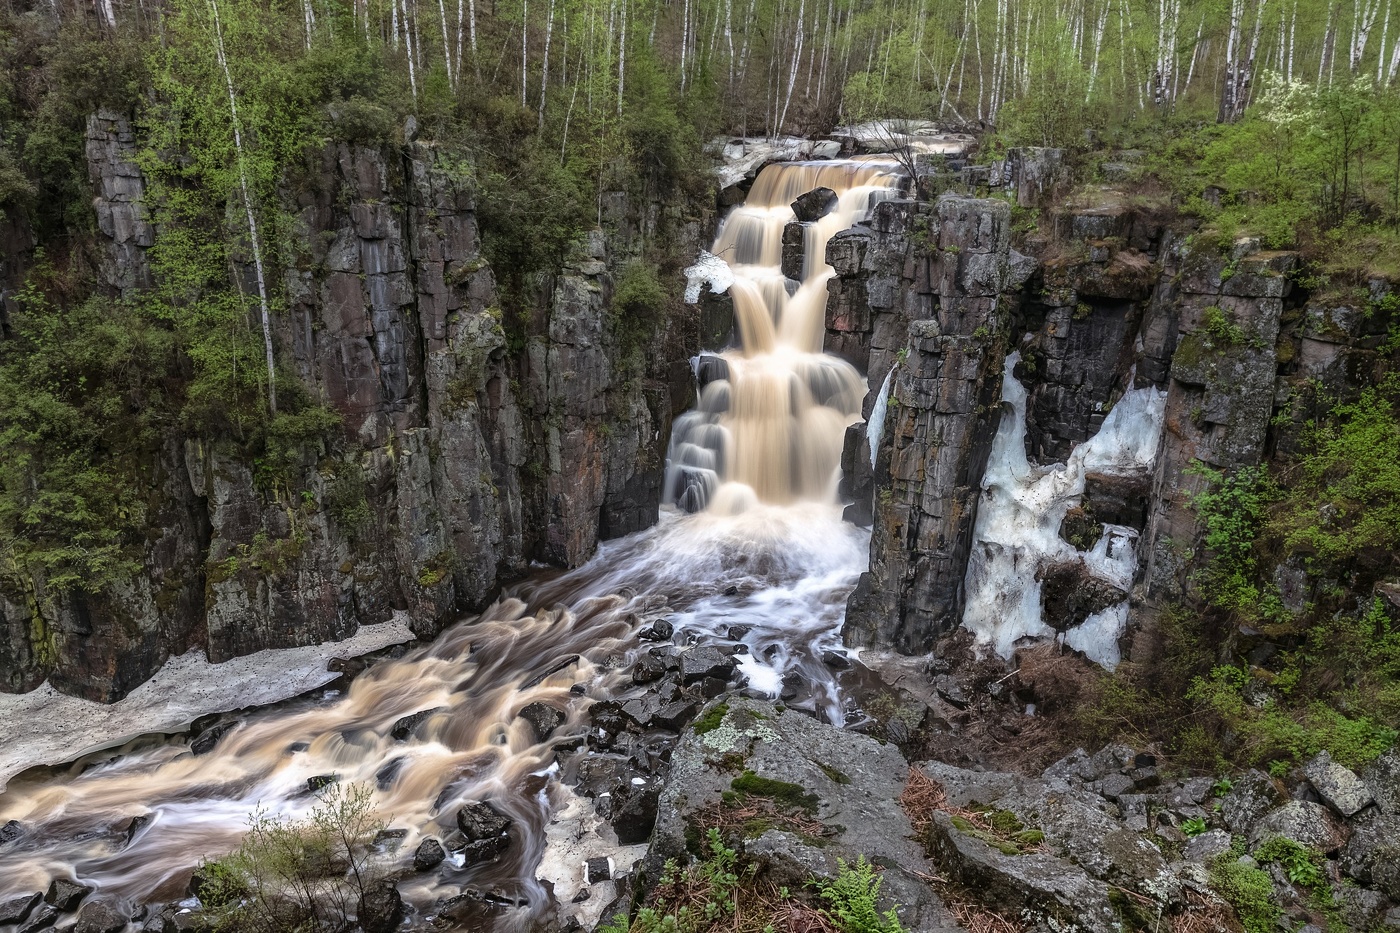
left=960, top=352, right=1167, bottom=668
left=671, top=157, right=902, bottom=513
left=0, top=158, right=897, bottom=926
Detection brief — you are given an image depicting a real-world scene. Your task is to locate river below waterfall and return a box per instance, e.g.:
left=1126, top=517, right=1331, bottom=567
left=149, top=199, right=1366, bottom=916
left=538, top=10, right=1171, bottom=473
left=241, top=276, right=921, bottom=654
left=0, top=157, right=901, bottom=930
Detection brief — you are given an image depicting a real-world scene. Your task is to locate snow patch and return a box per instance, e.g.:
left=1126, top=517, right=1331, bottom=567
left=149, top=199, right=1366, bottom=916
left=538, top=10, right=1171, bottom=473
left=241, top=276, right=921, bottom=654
left=960, top=352, right=1166, bottom=668
left=683, top=250, right=735, bottom=303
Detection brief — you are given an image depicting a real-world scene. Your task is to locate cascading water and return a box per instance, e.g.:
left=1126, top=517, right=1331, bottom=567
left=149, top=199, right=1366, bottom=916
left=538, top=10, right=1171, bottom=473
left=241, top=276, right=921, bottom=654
left=671, top=158, right=901, bottom=514
left=0, top=157, right=900, bottom=930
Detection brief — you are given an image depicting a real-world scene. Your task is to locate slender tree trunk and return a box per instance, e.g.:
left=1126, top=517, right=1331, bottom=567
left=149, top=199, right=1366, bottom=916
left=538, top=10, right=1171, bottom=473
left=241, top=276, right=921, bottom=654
left=539, top=0, right=554, bottom=126
left=209, top=0, right=277, bottom=416
left=436, top=0, right=454, bottom=86
left=616, top=0, right=626, bottom=115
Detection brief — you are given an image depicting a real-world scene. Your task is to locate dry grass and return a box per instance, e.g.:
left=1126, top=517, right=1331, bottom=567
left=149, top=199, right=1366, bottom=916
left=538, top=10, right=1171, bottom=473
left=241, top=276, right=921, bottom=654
left=944, top=891, right=1028, bottom=933
left=1170, top=888, right=1234, bottom=933
left=696, top=797, right=827, bottom=840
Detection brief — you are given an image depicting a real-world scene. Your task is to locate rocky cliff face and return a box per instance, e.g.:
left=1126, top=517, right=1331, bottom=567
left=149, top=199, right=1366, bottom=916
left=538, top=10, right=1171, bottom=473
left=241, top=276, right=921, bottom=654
left=831, top=148, right=1368, bottom=668
left=0, top=111, right=705, bottom=701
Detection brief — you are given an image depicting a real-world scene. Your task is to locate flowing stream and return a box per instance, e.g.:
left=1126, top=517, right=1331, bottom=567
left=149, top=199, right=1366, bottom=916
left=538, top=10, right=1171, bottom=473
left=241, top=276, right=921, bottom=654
left=0, top=158, right=901, bottom=927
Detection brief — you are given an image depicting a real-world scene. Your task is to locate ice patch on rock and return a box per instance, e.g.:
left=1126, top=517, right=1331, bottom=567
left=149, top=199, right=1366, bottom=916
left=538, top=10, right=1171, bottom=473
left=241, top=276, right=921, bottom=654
left=960, top=352, right=1166, bottom=667
left=683, top=250, right=735, bottom=303
left=866, top=366, right=896, bottom=470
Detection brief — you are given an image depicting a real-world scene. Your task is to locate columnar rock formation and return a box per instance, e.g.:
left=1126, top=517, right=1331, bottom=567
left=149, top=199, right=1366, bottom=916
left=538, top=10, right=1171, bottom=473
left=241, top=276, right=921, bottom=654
left=0, top=110, right=706, bottom=701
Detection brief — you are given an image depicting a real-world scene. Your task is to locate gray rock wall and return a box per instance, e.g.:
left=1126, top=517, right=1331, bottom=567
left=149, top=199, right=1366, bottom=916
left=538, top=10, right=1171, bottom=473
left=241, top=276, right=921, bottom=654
left=0, top=113, right=705, bottom=701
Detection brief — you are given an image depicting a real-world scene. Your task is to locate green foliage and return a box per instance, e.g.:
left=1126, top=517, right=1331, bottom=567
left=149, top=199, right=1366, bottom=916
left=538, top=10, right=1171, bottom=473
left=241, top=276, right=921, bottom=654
left=1199, top=306, right=1245, bottom=348
left=729, top=771, right=820, bottom=812
left=1254, top=836, right=1326, bottom=893
left=0, top=277, right=175, bottom=592
left=694, top=703, right=730, bottom=735
left=816, top=857, right=905, bottom=933
left=1185, top=463, right=1277, bottom=620
left=1180, top=816, right=1208, bottom=837
left=199, top=783, right=385, bottom=933
left=1208, top=845, right=1280, bottom=933
left=1271, top=377, right=1400, bottom=565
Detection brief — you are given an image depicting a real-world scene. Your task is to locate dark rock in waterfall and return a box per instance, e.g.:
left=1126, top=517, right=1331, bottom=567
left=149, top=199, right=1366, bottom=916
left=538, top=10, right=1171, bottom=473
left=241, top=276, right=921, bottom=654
left=44, top=878, right=92, bottom=912
left=632, top=649, right=669, bottom=685
left=0, top=819, right=24, bottom=844
left=16, top=904, right=59, bottom=933
left=612, top=778, right=662, bottom=844
left=821, top=649, right=851, bottom=669
left=639, top=619, right=674, bottom=642
left=123, top=814, right=150, bottom=847
left=679, top=646, right=735, bottom=684
left=779, top=672, right=804, bottom=702
left=791, top=186, right=838, bottom=222
left=781, top=222, right=805, bottom=280
left=456, top=801, right=513, bottom=863
left=0, top=893, right=42, bottom=925
left=375, top=757, right=404, bottom=789
left=390, top=707, right=445, bottom=741
left=695, top=354, right=729, bottom=391
left=523, top=655, right=581, bottom=689
left=306, top=774, right=339, bottom=792
left=357, top=880, right=404, bottom=933
left=74, top=900, right=127, bottom=933
left=414, top=837, right=446, bottom=872
left=1082, top=471, right=1151, bottom=531
left=585, top=856, right=613, bottom=884
left=1037, top=561, right=1128, bottom=631
left=519, top=702, right=565, bottom=742
left=189, top=720, right=238, bottom=756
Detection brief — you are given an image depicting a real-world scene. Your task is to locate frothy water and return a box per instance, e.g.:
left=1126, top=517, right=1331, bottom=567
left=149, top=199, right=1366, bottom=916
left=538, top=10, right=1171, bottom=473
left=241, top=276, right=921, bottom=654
left=0, top=158, right=894, bottom=925
left=668, top=158, right=902, bottom=512
left=0, top=486, right=867, bottom=927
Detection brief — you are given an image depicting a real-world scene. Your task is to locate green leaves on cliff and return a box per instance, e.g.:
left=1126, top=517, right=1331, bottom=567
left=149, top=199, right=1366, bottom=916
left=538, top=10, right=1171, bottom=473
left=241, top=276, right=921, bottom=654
left=0, top=277, right=175, bottom=592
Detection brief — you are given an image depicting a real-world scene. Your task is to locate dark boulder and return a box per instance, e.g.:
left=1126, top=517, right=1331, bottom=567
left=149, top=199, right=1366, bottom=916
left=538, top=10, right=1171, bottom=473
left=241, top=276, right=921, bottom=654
left=390, top=707, right=445, bottom=741
left=790, top=186, right=838, bottom=222
left=0, top=819, right=24, bottom=844
left=44, top=878, right=93, bottom=912
left=1037, top=560, right=1127, bottom=631
left=457, top=802, right=513, bottom=863
left=0, top=893, right=41, bottom=925
left=413, top=837, right=446, bottom=871
left=17, top=904, right=59, bottom=933
left=357, top=880, right=404, bottom=933
left=74, top=900, right=127, bottom=933
left=632, top=650, right=668, bottom=685
left=519, top=702, right=565, bottom=743
left=189, top=721, right=238, bottom=757
left=639, top=619, right=674, bottom=642
left=679, top=646, right=735, bottom=684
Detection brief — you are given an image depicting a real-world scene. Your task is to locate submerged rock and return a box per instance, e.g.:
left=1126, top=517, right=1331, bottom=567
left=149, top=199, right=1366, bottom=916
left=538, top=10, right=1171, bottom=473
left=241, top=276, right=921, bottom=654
left=457, top=801, right=513, bottom=863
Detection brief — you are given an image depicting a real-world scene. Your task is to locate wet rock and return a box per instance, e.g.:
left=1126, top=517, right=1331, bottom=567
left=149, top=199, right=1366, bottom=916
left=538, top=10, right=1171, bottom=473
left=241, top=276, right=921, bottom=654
left=1221, top=769, right=1283, bottom=833
left=17, top=904, right=59, bottom=933
left=414, top=837, right=446, bottom=871
left=791, top=186, right=838, bottom=222
left=375, top=757, right=404, bottom=790
left=781, top=222, right=804, bottom=280
left=1038, top=560, right=1128, bottom=631
left=779, top=672, right=804, bottom=702
left=0, top=819, right=23, bottom=844
left=123, top=814, right=151, bottom=847
left=679, top=646, right=735, bottom=684
left=585, top=856, right=613, bottom=884
left=74, top=900, right=127, bottom=933
left=612, top=779, right=661, bottom=845
left=1248, top=800, right=1346, bottom=852
left=1304, top=751, right=1374, bottom=817
left=697, top=676, right=729, bottom=699
left=44, top=878, right=92, bottom=912
left=0, top=893, right=42, bottom=925
left=523, top=655, right=581, bottom=689
left=520, top=702, right=566, bottom=743
left=306, top=774, right=339, bottom=792
left=639, top=619, right=674, bottom=642
left=651, top=699, right=701, bottom=732
left=457, top=801, right=513, bottom=862
left=821, top=650, right=851, bottom=670
left=189, top=721, right=238, bottom=756
left=390, top=707, right=445, bottom=741
left=632, top=650, right=669, bottom=685
left=358, top=879, right=404, bottom=933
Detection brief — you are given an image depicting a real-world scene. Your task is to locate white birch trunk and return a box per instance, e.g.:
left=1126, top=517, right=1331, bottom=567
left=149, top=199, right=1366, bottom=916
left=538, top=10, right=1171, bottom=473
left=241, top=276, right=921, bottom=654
left=210, top=0, right=277, bottom=416
left=539, top=0, right=554, bottom=126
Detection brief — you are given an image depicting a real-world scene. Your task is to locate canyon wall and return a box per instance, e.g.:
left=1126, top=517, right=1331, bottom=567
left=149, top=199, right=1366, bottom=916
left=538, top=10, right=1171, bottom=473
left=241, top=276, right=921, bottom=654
left=0, top=110, right=707, bottom=701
